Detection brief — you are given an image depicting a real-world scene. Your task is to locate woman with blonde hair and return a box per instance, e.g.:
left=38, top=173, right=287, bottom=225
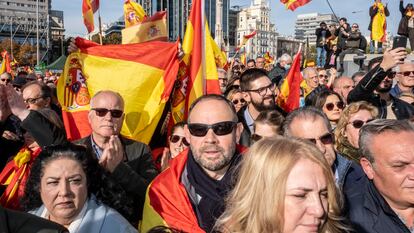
left=215, top=136, right=349, bottom=233
left=334, top=101, right=378, bottom=163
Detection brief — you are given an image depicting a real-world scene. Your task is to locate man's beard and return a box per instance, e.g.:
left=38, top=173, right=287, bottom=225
left=191, top=143, right=235, bottom=172
left=251, top=95, right=276, bottom=112
left=376, top=85, right=392, bottom=93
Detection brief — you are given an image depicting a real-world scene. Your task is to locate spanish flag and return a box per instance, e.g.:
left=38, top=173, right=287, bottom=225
left=276, top=45, right=303, bottom=113
left=82, top=0, right=95, bottom=33
left=281, top=0, right=312, bottom=11
left=122, top=11, right=167, bottom=44
left=0, top=50, right=11, bottom=74
left=124, top=0, right=147, bottom=28
left=235, top=30, right=256, bottom=51
left=170, top=0, right=221, bottom=124
left=57, top=37, right=179, bottom=143
left=264, top=51, right=274, bottom=65
left=210, top=36, right=227, bottom=69
left=140, top=150, right=205, bottom=232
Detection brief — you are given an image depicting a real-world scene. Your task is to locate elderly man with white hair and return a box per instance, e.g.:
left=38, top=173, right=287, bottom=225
left=268, top=53, right=292, bottom=85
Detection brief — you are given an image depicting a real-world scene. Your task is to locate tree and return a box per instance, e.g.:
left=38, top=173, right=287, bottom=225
left=17, top=44, right=36, bottom=65
left=91, top=33, right=122, bottom=45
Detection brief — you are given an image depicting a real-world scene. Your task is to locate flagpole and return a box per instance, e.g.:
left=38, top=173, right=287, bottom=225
left=326, top=0, right=339, bottom=23
left=201, top=0, right=206, bottom=94
left=98, top=8, right=103, bottom=45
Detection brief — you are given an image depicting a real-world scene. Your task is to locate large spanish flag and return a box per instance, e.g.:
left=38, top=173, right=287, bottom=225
left=124, top=0, right=147, bottom=28
left=57, top=37, right=179, bottom=143
left=170, top=0, right=221, bottom=124
left=122, top=11, right=167, bottom=44
left=281, top=0, right=312, bottom=11
left=371, top=2, right=387, bottom=42
left=82, top=0, right=95, bottom=33
left=276, top=45, right=303, bottom=113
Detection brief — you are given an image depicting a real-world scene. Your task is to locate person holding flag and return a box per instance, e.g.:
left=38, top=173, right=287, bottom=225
left=368, top=0, right=389, bottom=54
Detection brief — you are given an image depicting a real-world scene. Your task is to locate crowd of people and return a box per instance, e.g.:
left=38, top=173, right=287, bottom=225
left=0, top=1, right=414, bottom=232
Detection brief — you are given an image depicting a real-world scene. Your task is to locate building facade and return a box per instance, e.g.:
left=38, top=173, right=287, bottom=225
left=294, top=13, right=336, bottom=45
left=235, top=0, right=278, bottom=59
left=228, top=6, right=240, bottom=52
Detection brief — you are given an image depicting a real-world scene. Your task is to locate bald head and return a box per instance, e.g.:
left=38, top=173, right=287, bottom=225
left=90, top=90, right=125, bottom=111
left=333, top=76, right=354, bottom=102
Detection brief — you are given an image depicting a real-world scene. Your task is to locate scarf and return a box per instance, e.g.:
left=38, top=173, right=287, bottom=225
left=337, top=139, right=360, bottom=164
left=186, top=150, right=241, bottom=233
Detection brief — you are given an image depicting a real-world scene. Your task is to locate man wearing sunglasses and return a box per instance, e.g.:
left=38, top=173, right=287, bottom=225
left=0, top=72, right=12, bottom=85
left=141, top=94, right=243, bottom=233
left=283, top=107, right=364, bottom=193
left=390, top=62, right=414, bottom=98
left=348, top=119, right=414, bottom=233
left=348, top=50, right=414, bottom=120
left=238, top=68, right=285, bottom=146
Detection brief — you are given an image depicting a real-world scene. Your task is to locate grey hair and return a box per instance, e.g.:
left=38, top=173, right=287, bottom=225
left=90, top=90, right=125, bottom=110
left=283, top=106, right=332, bottom=137
left=1, top=72, right=12, bottom=79
left=279, top=53, right=292, bottom=63
left=302, top=67, right=317, bottom=80
left=359, top=119, right=414, bottom=163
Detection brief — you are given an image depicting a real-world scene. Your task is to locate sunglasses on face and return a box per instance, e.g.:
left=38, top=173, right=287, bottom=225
left=348, top=119, right=374, bottom=129
left=304, top=132, right=334, bottom=145
left=170, top=135, right=190, bottom=146
left=246, top=83, right=276, bottom=96
left=0, top=79, right=11, bottom=83
left=319, top=74, right=328, bottom=78
left=187, top=121, right=237, bottom=137
left=91, top=108, right=124, bottom=118
left=232, top=98, right=246, bottom=105
left=325, top=101, right=345, bottom=111
left=399, top=71, right=414, bottom=76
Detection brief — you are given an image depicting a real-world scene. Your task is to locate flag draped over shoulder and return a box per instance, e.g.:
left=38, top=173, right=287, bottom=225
left=57, top=37, right=179, bottom=143
left=140, top=150, right=205, bottom=233
left=124, top=0, right=147, bottom=28
left=236, top=30, right=256, bottom=51
left=122, top=11, right=167, bottom=44
left=82, top=0, right=95, bottom=33
left=280, top=0, right=311, bottom=11
left=371, top=3, right=387, bottom=42
left=0, top=51, right=11, bottom=74
left=170, top=0, right=221, bottom=124
left=276, top=46, right=303, bottom=113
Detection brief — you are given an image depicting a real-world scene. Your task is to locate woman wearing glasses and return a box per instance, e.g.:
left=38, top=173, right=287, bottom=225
left=334, top=101, right=378, bottom=163
left=309, top=89, right=345, bottom=129
left=215, top=137, right=349, bottom=233
left=226, top=89, right=246, bottom=113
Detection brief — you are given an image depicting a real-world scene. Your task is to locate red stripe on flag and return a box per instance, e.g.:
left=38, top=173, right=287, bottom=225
left=62, top=111, right=92, bottom=141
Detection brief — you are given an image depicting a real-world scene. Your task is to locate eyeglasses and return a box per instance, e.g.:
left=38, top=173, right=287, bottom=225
left=325, top=101, right=345, bottom=111
left=170, top=135, right=190, bottom=146
left=318, top=74, right=328, bottom=78
left=246, top=83, right=276, bottom=96
left=348, top=119, right=374, bottom=129
left=352, top=25, right=359, bottom=28
left=304, top=132, right=334, bottom=145
left=251, top=134, right=263, bottom=142
left=0, top=78, right=11, bottom=83
left=24, top=96, right=44, bottom=104
left=91, top=108, right=124, bottom=118
left=399, top=71, right=414, bottom=76
left=187, top=121, right=237, bottom=137
left=232, top=98, right=246, bottom=105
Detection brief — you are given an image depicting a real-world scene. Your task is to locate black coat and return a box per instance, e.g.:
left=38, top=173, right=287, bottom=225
left=315, top=27, right=332, bottom=48
left=268, top=63, right=287, bottom=86
left=347, top=180, right=411, bottom=233
left=335, top=24, right=351, bottom=50
left=0, top=206, right=68, bottom=233
left=347, top=65, right=414, bottom=120
left=398, top=1, right=412, bottom=36
left=368, top=4, right=390, bottom=31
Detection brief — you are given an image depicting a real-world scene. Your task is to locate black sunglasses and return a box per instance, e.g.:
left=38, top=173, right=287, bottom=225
left=349, top=119, right=374, bottom=129
left=399, top=71, right=414, bottom=76
left=232, top=98, right=246, bottom=105
left=318, top=74, right=328, bottom=78
left=305, top=132, right=334, bottom=145
left=1, top=79, right=11, bottom=83
left=187, top=121, right=237, bottom=137
left=170, top=135, right=190, bottom=146
left=325, top=101, right=345, bottom=111
left=91, top=108, right=124, bottom=118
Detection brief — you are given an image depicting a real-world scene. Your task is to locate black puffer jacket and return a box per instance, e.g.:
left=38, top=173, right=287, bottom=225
left=397, top=1, right=413, bottom=36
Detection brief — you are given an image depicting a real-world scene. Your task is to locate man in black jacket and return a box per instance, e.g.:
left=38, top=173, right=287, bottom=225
left=338, top=23, right=367, bottom=72
left=347, top=48, right=414, bottom=120
left=268, top=53, right=292, bottom=85
left=315, top=22, right=331, bottom=68
left=347, top=119, right=414, bottom=233
left=335, top=18, right=351, bottom=53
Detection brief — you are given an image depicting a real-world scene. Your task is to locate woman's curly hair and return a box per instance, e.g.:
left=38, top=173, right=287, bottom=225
left=21, top=143, right=134, bottom=222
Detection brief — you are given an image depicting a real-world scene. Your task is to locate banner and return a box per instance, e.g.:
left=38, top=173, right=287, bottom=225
left=122, top=11, right=167, bottom=44
left=124, top=0, right=147, bottom=28
left=57, top=37, right=179, bottom=143
left=281, top=0, right=312, bottom=11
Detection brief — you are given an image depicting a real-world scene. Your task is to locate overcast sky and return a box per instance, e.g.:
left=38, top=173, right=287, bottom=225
left=52, top=0, right=404, bottom=37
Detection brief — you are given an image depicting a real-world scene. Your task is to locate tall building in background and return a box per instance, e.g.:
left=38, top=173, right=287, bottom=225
left=294, top=13, right=336, bottom=45
left=228, top=6, right=241, bottom=52
left=236, top=0, right=278, bottom=59
left=154, top=0, right=229, bottom=42
left=0, top=0, right=64, bottom=63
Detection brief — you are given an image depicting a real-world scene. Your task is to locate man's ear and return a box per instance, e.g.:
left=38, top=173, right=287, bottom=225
left=235, top=122, right=243, bottom=143
left=243, top=92, right=251, bottom=102
left=184, top=124, right=191, bottom=144
left=360, top=157, right=375, bottom=180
